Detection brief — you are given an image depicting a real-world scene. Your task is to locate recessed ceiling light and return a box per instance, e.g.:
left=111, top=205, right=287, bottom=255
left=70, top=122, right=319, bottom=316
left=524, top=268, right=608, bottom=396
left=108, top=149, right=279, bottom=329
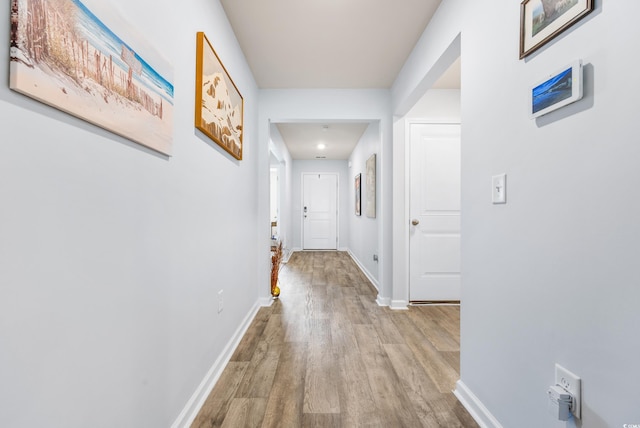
left=317, top=143, right=326, bottom=150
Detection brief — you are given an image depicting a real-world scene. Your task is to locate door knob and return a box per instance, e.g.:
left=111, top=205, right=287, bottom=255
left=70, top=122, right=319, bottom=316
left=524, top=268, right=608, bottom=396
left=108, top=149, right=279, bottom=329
left=411, top=219, right=419, bottom=226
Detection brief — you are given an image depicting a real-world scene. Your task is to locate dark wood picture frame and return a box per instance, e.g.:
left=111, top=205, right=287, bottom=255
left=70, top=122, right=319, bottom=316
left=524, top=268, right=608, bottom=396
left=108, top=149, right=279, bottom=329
left=520, top=0, right=593, bottom=59
left=195, top=32, right=244, bottom=160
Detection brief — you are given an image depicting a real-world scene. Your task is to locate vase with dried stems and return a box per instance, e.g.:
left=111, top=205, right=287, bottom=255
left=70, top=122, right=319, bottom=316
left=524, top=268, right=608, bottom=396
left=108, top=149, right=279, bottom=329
left=270, top=241, right=283, bottom=298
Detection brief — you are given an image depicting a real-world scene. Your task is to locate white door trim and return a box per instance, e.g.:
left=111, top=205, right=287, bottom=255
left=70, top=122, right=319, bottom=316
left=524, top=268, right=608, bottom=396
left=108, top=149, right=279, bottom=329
left=301, top=172, right=339, bottom=250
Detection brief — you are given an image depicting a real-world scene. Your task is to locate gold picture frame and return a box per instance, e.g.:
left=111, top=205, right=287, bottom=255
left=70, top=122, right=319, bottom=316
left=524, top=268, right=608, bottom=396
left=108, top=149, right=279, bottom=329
left=520, top=0, right=593, bottom=59
left=195, top=32, right=244, bottom=160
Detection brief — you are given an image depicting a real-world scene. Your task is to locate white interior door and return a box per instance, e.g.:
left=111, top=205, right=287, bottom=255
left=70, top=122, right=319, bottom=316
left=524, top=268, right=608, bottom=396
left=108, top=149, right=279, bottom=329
left=410, top=123, right=461, bottom=301
left=303, top=173, right=337, bottom=250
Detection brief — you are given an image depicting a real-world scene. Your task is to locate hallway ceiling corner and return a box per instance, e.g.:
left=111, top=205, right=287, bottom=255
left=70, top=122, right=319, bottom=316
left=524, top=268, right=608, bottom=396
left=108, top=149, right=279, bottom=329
left=220, top=0, right=460, bottom=160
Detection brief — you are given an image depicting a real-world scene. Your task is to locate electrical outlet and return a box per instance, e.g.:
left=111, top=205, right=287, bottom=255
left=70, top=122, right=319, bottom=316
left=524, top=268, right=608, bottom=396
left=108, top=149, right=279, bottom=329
left=555, top=364, right=581, bottom=419
left=218, top=290, right=224, bottom=313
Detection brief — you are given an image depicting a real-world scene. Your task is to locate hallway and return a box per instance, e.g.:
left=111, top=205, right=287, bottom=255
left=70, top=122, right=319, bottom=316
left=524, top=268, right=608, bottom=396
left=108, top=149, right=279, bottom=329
left=191, top=251, right=477, bottom=427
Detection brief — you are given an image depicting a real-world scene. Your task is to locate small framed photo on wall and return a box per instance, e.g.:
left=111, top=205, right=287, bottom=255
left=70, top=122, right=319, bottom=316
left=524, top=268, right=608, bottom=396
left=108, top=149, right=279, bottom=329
left=355, top=173, right=361, bottom=216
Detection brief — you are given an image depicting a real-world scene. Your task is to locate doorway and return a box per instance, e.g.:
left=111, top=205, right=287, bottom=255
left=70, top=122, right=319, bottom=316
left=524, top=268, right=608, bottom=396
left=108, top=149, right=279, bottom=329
left=409, top=123, right=461, bottom=302
left=270, top=166, right=279, bottom=242
left=302, top=173, right=338, bottom=250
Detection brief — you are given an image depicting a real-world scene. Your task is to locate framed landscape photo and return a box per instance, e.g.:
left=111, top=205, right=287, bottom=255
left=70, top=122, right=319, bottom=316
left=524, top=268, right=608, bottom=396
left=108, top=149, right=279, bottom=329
left=355, top=173, right=361, bottom=216
left=520, top=0, right=593, bottom=59
left=195, top=32, right=244, bottom=160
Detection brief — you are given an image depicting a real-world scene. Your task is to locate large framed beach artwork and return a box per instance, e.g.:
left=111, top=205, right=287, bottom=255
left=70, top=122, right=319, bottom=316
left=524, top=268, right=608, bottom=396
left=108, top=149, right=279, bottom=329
left=9, top=0, right=174, bottom=155
left=195, top=32, right=244, bottom=161
left=520, top=0, right=593, bottom=58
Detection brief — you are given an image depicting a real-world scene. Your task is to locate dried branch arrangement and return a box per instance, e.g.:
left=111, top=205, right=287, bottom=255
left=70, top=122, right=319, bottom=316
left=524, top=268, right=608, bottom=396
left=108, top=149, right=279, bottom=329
left=270, top=241, right=283, bottom=298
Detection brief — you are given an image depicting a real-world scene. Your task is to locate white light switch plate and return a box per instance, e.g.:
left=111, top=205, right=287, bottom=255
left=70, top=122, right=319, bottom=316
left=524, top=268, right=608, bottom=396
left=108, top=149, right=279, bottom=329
left=492, top=174, right=506, bottom=204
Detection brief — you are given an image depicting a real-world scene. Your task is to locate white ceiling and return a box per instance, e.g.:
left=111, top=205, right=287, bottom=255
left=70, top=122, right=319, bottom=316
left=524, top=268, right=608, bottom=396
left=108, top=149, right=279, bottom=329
left=220, top=0, right=444, bottom=89
left=276, top=122, right=369, bottom=160
left=220, top=0, right=459, bottom=160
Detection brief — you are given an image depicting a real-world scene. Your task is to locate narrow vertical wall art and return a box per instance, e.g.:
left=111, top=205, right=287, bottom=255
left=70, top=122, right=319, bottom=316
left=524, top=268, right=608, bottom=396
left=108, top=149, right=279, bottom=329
left=355, top=173, right=361, bottom=216
left=365, top=153, right=376, bottom=218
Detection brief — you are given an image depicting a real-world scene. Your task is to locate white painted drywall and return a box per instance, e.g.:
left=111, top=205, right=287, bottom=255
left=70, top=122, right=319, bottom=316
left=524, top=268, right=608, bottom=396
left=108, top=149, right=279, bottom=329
left=348, top=122, right=381, bottom=285
left=406, top=89, right=461, bottom=120
left=394, top=1, right=640, bottom=427
left=0, top=0, right=261, bottom=427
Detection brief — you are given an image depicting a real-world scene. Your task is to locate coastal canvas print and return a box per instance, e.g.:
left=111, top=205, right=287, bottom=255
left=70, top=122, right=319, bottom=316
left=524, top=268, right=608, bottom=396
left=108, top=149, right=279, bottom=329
left=195, top=32, right=244, bottom=160
left=10, top=0, right=174, bottom=155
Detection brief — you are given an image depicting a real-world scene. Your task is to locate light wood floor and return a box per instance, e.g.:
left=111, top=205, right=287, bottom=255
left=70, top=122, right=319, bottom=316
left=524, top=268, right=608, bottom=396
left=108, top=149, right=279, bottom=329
left=192, top=251, right=479, bottom=428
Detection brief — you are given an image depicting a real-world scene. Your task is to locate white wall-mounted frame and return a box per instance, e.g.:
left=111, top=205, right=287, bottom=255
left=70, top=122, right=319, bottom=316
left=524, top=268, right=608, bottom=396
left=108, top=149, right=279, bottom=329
left=530, top=60, right=583, bottom=118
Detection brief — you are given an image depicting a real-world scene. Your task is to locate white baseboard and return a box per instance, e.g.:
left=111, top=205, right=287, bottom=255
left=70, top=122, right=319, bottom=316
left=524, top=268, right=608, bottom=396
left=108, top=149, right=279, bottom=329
left=170, top=302, right=262, bottom=428
left=282, top=248, right=293, bottom=263
left=454, top=380, right=503, bottom=428
left=390, top=300, right=409, bottom=310
left=376, top=295, right=391, bottom=306
left=346, top=249, right=380, bottom=291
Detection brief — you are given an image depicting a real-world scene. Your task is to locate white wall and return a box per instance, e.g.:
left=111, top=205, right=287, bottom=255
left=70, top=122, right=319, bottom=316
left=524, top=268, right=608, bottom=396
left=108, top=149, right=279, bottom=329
left=394, top=1, right=640, bottom=427
left=290, top=160, right=350, bottom=250
left=406, top=89, right=460, bottom=119
left=0, top=1, right=262, bottom=427
left=348, top=122, right=381, bottom=286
